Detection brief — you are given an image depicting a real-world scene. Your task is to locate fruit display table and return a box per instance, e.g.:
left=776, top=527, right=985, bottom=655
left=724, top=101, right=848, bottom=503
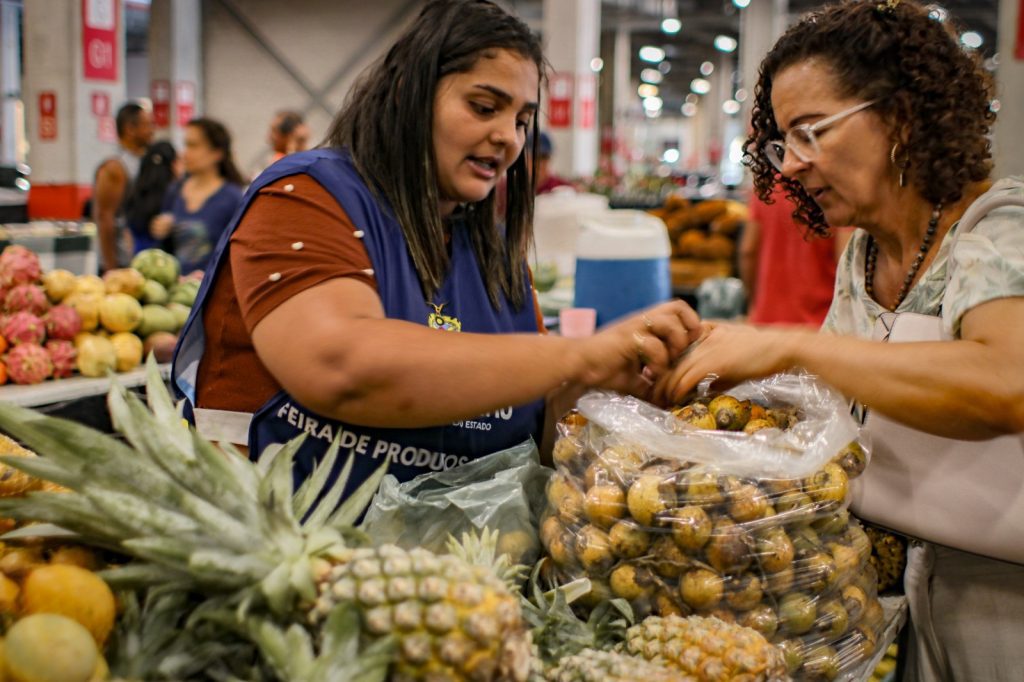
left=0, top=363, right=171, bottom=408
left=849, top=595, right=907, bottom=681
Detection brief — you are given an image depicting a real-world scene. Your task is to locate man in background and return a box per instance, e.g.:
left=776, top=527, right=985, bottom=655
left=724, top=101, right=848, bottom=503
left=534, top=132, right=572, bottom=194
left=92, top=102, right=155, bottom=271
left=268, top=110, right=309, bottom=164
left=739, top=185, right=851, bottom=327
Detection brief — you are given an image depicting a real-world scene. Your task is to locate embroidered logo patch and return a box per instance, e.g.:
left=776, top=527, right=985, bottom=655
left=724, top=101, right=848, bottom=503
left=428, top=302, right=462, bottom=332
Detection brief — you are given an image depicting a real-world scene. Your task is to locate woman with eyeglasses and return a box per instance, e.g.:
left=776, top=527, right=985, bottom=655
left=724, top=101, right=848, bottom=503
left=656, top=1, right=1024, bottom=679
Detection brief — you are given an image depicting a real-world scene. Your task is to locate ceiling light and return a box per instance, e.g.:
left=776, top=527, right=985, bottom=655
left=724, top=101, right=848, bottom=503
left=640, top=68, right=664, bottom=84
left=657, top=61, right=672, bottom=74
left=928, top=5, right=948, bottom=22
left=685, top=93, right=699, bottom=104
left=714, top=35, right=738, bottom=53
left=960, top=31, right=983, bottom=49
left=661, top=18, right=682, bottom=34
left=590, top=58, right=604, bottom=72
left=700, top=61, right=714, bottom=76
left=681, top=102, right=698, bottom=117
left=723, top=99, right=741, bottom=115
left=662, top=148, right=681, bottom=164
left=639, top=46, right=666, bottom=63
left=690, top=78, right=711, bottom=95
left=733, top=0, right=751, bottom=7
left=734, top=88, right=748, bottom=102
left=638, top=83, right=659, bottom=98
left=643, top=96, right=664, bottom=111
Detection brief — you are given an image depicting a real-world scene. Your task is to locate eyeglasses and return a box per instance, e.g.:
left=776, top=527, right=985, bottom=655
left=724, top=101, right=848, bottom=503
left=763, top=99, right=878, bottom=172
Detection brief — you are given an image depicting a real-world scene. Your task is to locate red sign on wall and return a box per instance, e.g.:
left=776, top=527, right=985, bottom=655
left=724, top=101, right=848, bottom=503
left=176, top=81, right=196, bottom=127
left=82, top=0, right=118, bottom=82
left=91, top=91, right=110, bottom=118
left=151, top=80, right=171, bottom=127
left=98, top=116, right=117, bottom=143
left=1016, top=0, right=1024, bottom=60
left=548, top=73, right=574, bottom=129
left=578, top=74, right=597, bottom=130
left=39, top=92, right=57, bottom=141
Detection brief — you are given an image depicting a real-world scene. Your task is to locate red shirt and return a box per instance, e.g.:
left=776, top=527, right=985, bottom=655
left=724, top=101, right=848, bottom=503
left=748, top=187, right=839, bottom=327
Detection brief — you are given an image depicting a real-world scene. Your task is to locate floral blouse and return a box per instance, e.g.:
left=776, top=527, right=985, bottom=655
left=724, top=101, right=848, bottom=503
left=823, top=176, right=1024, bottom=339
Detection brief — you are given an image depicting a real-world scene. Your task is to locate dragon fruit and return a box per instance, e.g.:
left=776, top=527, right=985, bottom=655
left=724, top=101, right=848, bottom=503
left=45, top=339, right=77, bottom=379
left=5, top=343, right=53, bottom=384
left=43, top=304, right=82, bottom=341
left=1, top=312, right=46, bottom=346
left=4, top=284, right=50, bottom=316
left=0, top=246, right=42, bottom=287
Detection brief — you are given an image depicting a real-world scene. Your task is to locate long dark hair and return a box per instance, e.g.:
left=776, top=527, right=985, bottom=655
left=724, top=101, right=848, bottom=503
left=323, top=0, right=543, bottom=309
left=187, top=118, right=246, bottom=187
left=745, top=0, right=995, bottom=236
left=125, top=140, right=178, bottom=239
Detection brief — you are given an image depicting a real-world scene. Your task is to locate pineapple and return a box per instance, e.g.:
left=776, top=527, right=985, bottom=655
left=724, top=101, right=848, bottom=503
left=546, top=649, right=680, bottom=682
left=0, top=360, right=531, bottom=681
left=0, top=433, right=41, bottom=496
left=624, top=615, right=789, bottom=681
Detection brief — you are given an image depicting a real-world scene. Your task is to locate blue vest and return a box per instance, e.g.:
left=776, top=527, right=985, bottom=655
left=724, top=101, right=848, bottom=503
left=173, top=149, right=544, bottom=503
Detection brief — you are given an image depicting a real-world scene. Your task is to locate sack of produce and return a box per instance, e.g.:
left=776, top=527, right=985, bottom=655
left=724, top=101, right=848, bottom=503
left=361, top=439, right=551, bottom=565
left=540, top=373, right=886, bottom=681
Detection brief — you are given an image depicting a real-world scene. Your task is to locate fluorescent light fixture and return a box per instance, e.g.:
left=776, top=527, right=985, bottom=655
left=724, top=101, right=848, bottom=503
left=643, top=96, right=664, bottom=111
left=733, top=0, right=751, bottom=7
left=661, top=18, right=682, bottom=34
left=700, top=61, right=714, bottom=76
left=690, top=78, right=711, bottom=95
left=638, top=83, right=660, bottom=98
left=681, top=102, right=698, bottom=117
left=685, top=93, right=699, bottom=105
left=640, top=68, right=664, bottom=84
left=662, top=148, right=681, bottom=164
left=714, top=35, right=738, bottom=53
left=590, top=58, right=604, bottom=72
left=928, top=6, right=948, bottom=22
left=960, top=31, right=983, bottom=49
left=734, top=88, right=748, bottom=102
left=657, top=61, right=672, bottom=74
left=639, top=46, right=666, bottom=63
left=722, top=99, right=741, bottom=115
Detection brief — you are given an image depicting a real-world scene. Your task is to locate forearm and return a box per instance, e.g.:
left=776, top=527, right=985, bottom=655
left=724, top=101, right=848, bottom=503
left=278, top=319, right=584, bottom=429
left=792, top=333, right=1024, bottom=439
left=96, top=212, right=118, bottom=270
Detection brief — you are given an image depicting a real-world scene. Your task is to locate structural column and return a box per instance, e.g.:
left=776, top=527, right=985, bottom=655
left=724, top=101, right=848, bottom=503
left=738, top=0, right=788, bottom=132
left=0, top=0, right=24, bottom=164
left=23, top=0, right=126, bottom=219
left=994, top=0, right=1024, bottom=178
left=148, top=0, right=202, bottom=149
left=542, top=0, right=600, bottom=178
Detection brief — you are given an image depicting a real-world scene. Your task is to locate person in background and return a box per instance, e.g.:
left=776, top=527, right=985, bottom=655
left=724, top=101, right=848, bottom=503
left=151, top=119, right=244, bottom=274
left=534, top=131, right=572, bottom=194
left=268, top=110, right=310, bottom=163
left=92, top=102, right=155, bottom=271
left=739, top=183, right=852, bottom=326
left=124, top=141, right=181, bottom=254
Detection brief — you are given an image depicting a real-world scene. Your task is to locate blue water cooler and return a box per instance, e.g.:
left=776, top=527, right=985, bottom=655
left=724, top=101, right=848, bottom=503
left=574, top=210, right=672, bottom=326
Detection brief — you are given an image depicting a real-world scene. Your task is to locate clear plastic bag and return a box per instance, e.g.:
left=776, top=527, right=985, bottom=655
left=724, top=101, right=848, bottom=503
left=360, top=439, right=550, bottom=565
left=540, top=374, right=885, bottom=681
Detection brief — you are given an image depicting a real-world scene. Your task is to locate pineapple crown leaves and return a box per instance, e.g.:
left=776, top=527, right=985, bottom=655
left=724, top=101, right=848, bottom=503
left=521, top=562, right=634, bottom=667
left=445, top=526, right=528, bottom=591
left=0, top=359, right=388, bottom=617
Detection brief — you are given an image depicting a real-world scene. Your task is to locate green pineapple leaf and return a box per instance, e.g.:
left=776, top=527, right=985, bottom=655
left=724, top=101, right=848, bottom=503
left=293, top=433, right=342, bottom=521
left=326, top=455, right=390, bottom=529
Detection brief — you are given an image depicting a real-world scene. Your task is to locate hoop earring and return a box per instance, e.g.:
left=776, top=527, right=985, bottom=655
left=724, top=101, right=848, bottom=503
left=890, top=142, right=908, bottom=187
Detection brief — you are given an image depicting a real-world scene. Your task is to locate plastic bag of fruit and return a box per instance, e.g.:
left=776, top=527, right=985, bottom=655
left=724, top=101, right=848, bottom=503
left=539, top=373, right=886, bottom=681
left=361, top=439, right=550, bottom=565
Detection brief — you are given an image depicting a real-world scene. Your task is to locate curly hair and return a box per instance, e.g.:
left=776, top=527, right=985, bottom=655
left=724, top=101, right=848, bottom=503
left=745, top=0, right=996, bottom=236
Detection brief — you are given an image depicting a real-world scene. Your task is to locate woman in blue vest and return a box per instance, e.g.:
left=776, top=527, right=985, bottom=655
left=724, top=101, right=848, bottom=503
left=173, top=0, right=702, bottom=504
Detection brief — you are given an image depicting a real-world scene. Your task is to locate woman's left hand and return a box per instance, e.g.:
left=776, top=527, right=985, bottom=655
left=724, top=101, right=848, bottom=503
left=652, top=323, right=811, bottom=405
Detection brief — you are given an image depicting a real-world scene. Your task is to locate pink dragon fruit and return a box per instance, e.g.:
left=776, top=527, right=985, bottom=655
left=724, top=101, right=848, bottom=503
left=0, top=245, right=43, bottom=287
left=45, top=339, right=77, bottom=378
left=4, top=284, right=50, bottom=315
left=1, top=311, right=45, bottom=346
left=43, top=304, right=82, bottom=341
left=6, top=343, right=53, bottom=384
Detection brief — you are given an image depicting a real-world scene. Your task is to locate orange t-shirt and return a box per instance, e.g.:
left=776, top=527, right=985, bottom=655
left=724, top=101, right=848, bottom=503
left=195, top=174, right=545, bottom=413
left=195, top=174, right=376, bottom=412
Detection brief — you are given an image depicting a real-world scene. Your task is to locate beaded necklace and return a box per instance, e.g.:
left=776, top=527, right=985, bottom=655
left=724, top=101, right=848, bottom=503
left=864, top=204, right=942, bottom=310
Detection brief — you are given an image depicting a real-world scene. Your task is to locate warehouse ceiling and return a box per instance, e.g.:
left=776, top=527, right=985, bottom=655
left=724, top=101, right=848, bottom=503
left=507, top=0, right=1000, bottom=118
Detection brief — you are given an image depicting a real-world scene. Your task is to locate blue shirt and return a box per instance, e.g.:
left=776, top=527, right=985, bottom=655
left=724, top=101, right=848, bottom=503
left=162, top=180, right=244, bottom=272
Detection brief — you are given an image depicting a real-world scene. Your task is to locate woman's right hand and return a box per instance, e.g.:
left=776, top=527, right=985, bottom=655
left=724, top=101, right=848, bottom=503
left=572, top=300, right=702, bottom=397
left=150, top=213, right=174, bottom=239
